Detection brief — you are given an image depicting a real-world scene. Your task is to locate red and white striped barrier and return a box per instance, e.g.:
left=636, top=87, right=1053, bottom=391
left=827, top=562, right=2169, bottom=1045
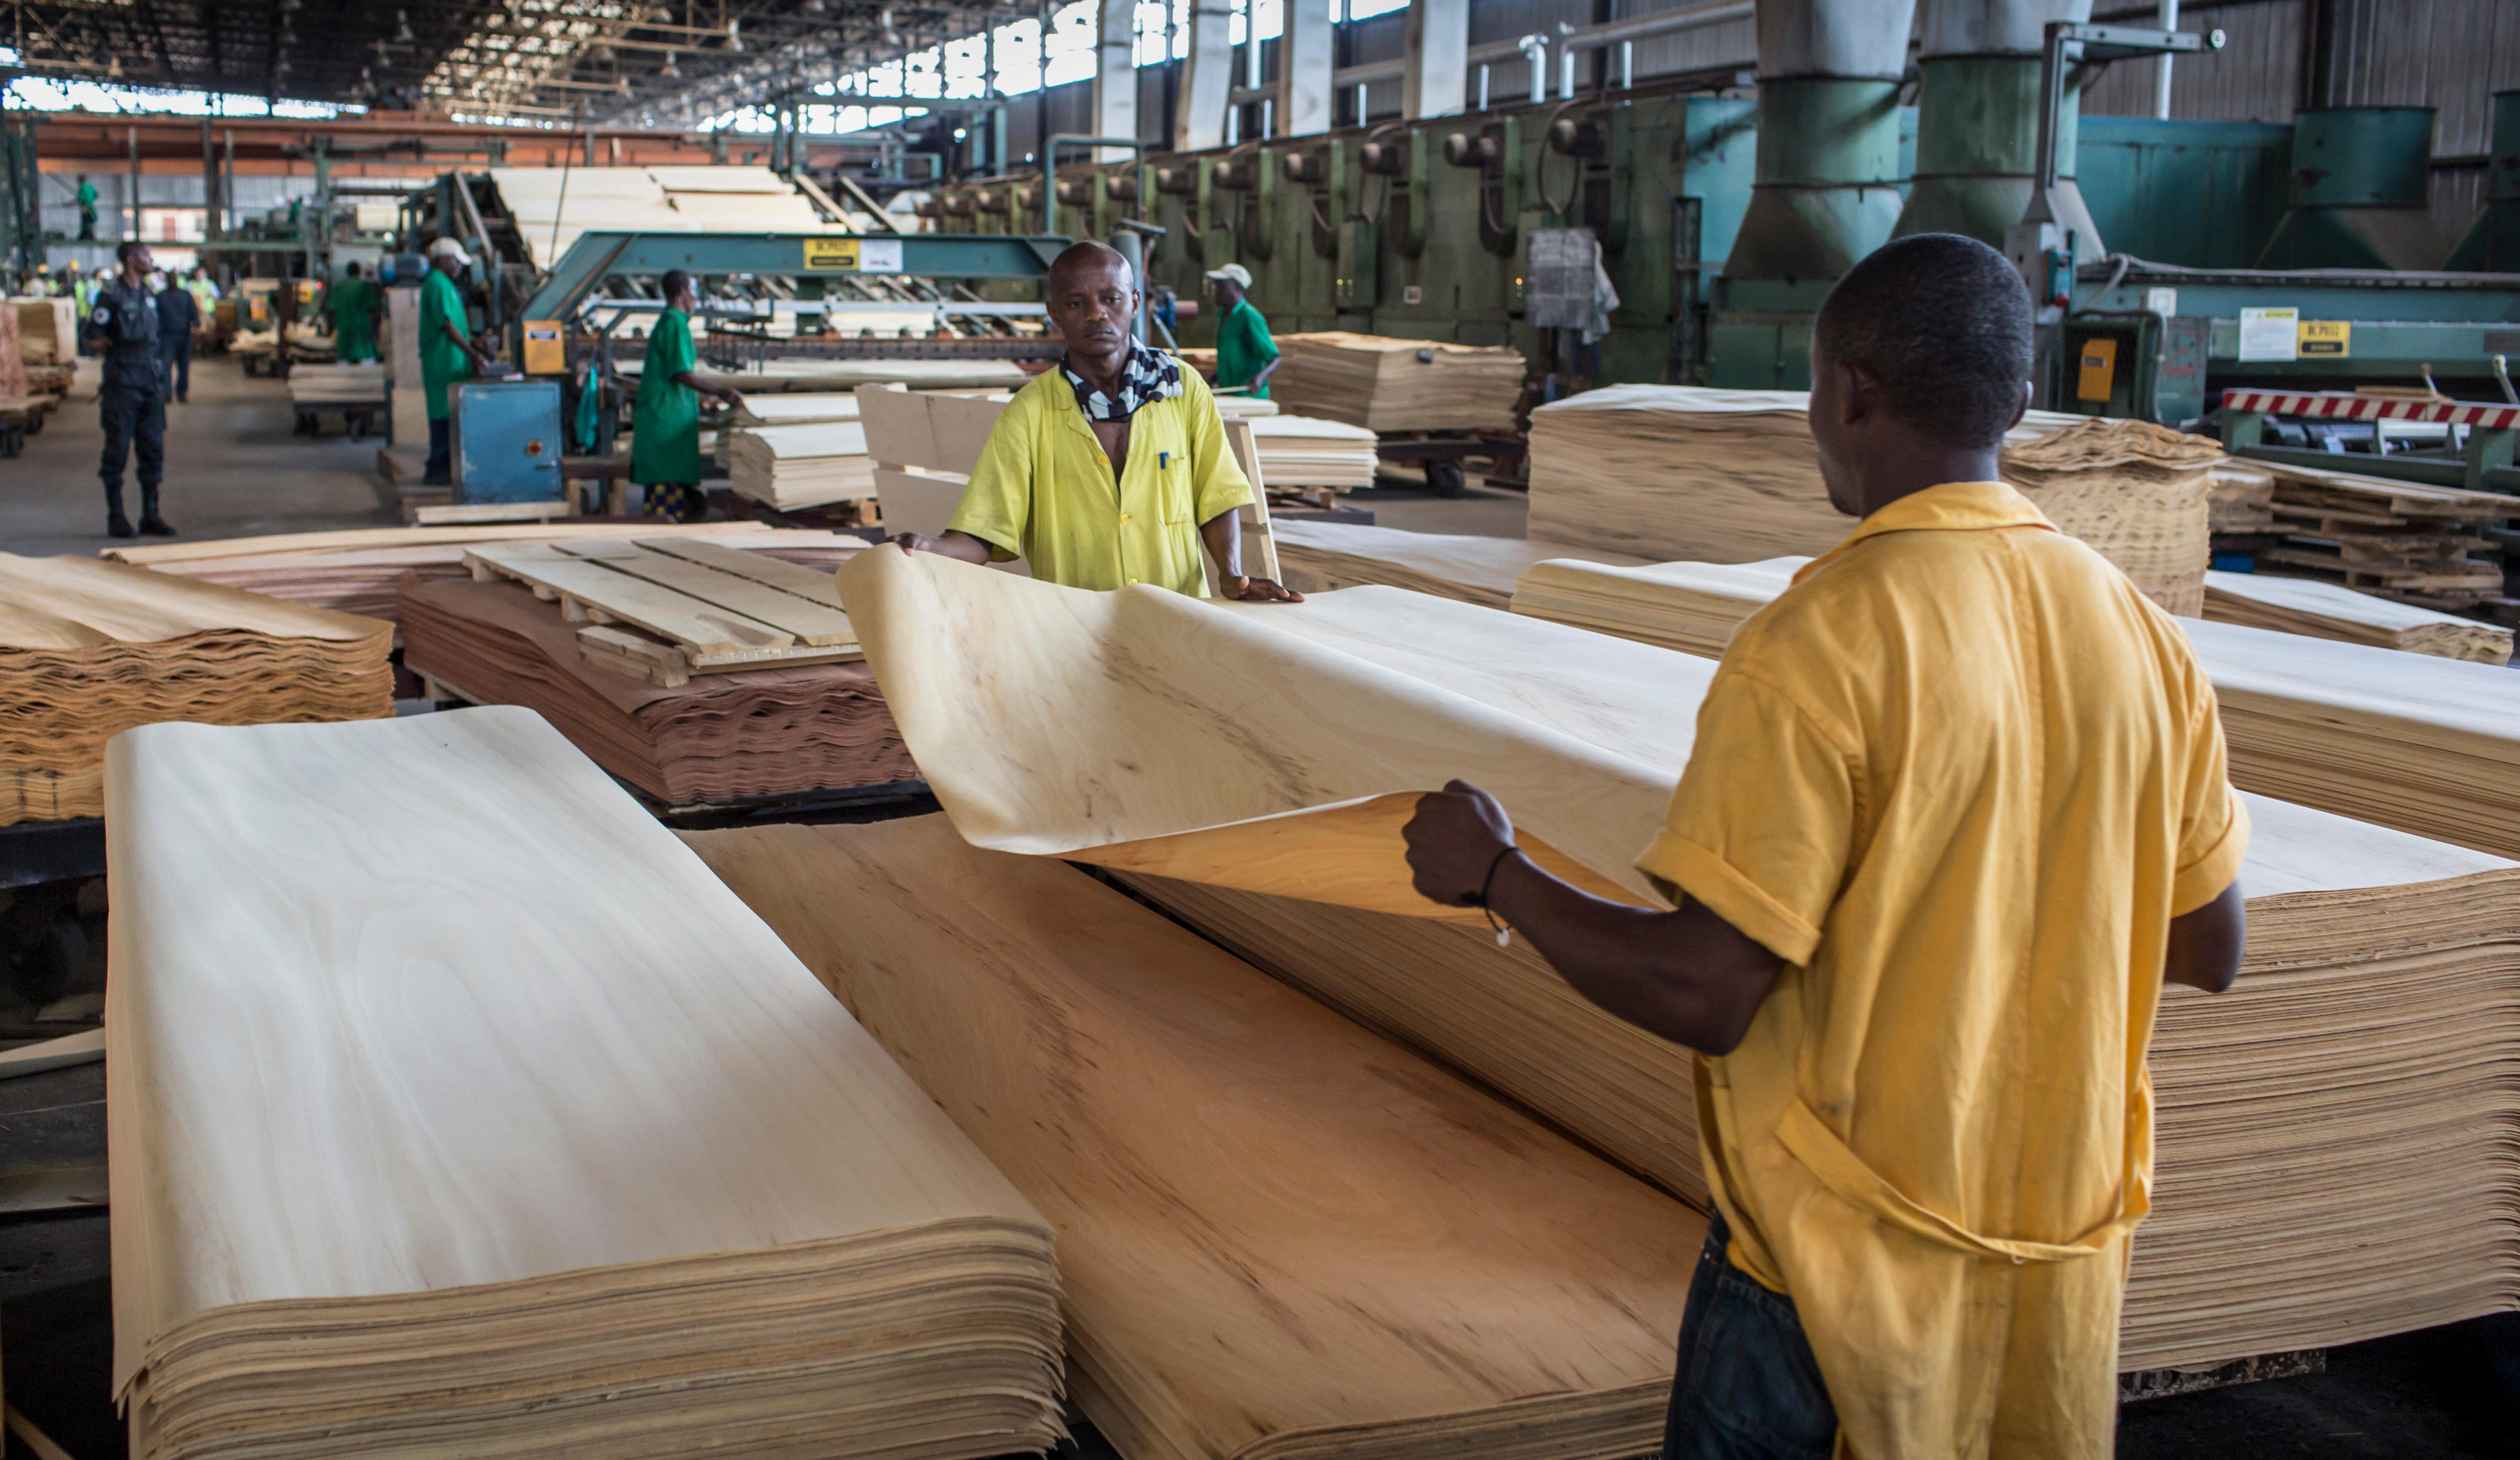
left=2222, top=389, right=2520, bottom=430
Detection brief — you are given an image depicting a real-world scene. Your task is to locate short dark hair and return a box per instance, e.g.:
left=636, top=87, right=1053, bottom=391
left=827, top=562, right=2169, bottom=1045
left=116, top=239, right=149, bottom=265
left=661, top=268, right=694, bottom=300
left=345, top=262, right=362, bottom=277
left=1814, top=233, right=2032, bottom=450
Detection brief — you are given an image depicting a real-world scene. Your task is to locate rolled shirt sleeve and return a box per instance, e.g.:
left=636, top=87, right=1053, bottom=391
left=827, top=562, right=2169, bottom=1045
left=1635, top=670, right=1857, bottom=966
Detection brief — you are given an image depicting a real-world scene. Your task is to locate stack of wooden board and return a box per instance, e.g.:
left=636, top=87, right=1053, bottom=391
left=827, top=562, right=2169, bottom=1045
left=284, top=361, right=387, bottom=404
left=1246, top=414, right=1380, bottom=490
left=106, top=523, right=859, bottom=621
left=1998, top=416, right=2222, bottom=615
left=0, top=301, right=25, bottom=398
left=462, top=537, right=861, bottom=680
left=0, top=553, right=391, bottom=825
left=2204, top=569, right=2512, bottom=664
left=733, top=392, right=862, bottom=427
left=1269, top=333, right=1526, bottom=432
left=727, top=422, right=878, bottom=510
left=834, top=555, right=2520, bottom=1374
left=107, top=710, right=1060, bottom=1460
left=2255, top=460, right=2509, bottom=602
left=9, top=297, right=76, bottom=364
left=1526, top=388, right=2218, bottom=606
left=1508, top=555, right=2520, bottom=858
left=2209, top=459, right=2279, bottom=533
left=1270, top=520, right=1647, bottom=609
left=685, top=812, right=1703, bottom=1460
left=631, top=357, right=1031, bottom=393
left=398, top=574, right=913, bottom=803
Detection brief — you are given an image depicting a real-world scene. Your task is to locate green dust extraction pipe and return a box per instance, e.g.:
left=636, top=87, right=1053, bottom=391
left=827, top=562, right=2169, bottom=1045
left=2446, top=90, right=2519, bottom=273
left=1722, top=0, right=1922, bottom=285
left=2256, top=107, right=2453, bottom=270
left=1896, top=0, right=2105, bottom=262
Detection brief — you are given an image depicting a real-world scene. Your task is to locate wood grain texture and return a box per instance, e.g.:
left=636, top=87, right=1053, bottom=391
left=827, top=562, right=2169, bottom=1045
left=1268, top=333, right=1526, bottom=433
left=2203, top=570, right=2512, bottom=664
left=1270, top=522, right=1648, bottom=609
left=842, top=555, right=2520, bottom=1372
left=1509, top=555, right=2520, bottom=859
left=106, top=709, right=1055, bottom=1459
left=682, top=813, right=1702, bottom=1460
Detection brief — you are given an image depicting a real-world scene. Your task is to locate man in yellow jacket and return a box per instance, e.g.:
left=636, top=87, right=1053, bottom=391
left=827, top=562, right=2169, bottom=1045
left=894, top=241, right=1300, bottom=602
left=1401, top=233, right=2250, bottom=1459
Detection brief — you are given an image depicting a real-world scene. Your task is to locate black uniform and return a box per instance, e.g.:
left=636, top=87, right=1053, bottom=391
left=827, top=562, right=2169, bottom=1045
left=84, top=277, right=169, bottom=534
left=156, top=285, right=202, bottom=402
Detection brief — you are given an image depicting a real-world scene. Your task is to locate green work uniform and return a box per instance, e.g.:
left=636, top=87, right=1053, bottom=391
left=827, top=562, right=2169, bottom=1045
left=326, top=276, right=379, bottom=363
left=1212, top=296, right=1279, bottom=399
left=418, top=270, right=472, bottom=422
left=630, top=308, right=702, bottom=486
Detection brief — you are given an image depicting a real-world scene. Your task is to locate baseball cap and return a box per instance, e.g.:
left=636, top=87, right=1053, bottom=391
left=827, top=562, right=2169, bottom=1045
left=427, top=236, right=472, bottom=265
left=1203, top=263, right=1252, bottom=288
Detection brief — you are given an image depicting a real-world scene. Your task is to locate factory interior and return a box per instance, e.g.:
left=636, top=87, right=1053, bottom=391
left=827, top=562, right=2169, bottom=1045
left=3, top=0, right=2520, bottom=1456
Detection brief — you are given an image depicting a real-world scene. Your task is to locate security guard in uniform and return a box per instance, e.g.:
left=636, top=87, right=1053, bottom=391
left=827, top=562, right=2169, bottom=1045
left=82, top=240, right=177, bottom=539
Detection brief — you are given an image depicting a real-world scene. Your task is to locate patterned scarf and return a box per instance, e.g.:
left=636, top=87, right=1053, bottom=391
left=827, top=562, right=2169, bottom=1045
left=1063, top=342, right=1183, bottom=421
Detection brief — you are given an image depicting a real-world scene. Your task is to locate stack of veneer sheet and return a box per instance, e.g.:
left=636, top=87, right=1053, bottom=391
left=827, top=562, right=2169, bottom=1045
left=833, top=553, right=2520, bottom=1375
left=2209, top=460, right=2278, bottom=532
left=2204, top=570, right=2512, bottom=664
left=106, top=522, right=858, bottom=621
left=1998, top=416, right=2222, bottom=615
left=284, top=361, right=387, bottom=404
left=1212, top=393, right=1279, bottom=418
left=0, top=553, right=391, bottom=825
left=108, top=710, right=1061, bottom=1460
left=728, top=422, right=878, bottom=509
left=1271, top=520, right=1647, bottom=609
left=684, top=812, right=1703, bottom=1460
left=1509, top=556, right=2520, bottom=858
left=2256, top=460, right=2509, bottom=602
left=1269, top=333, right=1526, bottom=432
left=638, top=357, right=1032, bottom=393
left=1246, top=415, right=1380, bottom=489
left=1523, top=387, right=2231, bottom=605
left=735, top=392, right=863, bottom=427
left=398, top=573, right=912, bottom=803
left=0, top=302, right=25, bottom=398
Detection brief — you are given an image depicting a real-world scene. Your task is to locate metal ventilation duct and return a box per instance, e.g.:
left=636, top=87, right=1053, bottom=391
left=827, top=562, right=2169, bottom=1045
left=1894, top=0, right=2104, bottom=260
left=1722, top=0, right=1922, bottom=284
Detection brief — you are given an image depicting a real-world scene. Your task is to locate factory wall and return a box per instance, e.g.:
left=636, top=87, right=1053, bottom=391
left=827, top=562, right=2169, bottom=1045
left=2082, top=0, right=2519, bottom=253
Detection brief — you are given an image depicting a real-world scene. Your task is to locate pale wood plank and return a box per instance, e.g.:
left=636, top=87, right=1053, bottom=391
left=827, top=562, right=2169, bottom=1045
left=547, top=541, right=857, bottom=647
left=466, top=546, right=794, bottom=653
left=635, top=536, right=852, bottom=611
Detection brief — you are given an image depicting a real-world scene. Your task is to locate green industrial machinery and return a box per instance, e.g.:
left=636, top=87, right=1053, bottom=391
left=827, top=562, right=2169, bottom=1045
left=1, top=117, right=39, bottom=285
left=2256, top=107, right=2455, bottom=271
left=2446, top=90, right=2520, bottom=273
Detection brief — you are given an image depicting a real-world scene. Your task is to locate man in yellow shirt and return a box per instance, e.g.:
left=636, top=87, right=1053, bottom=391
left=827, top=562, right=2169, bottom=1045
left=1401, top=234, right=2249, bottom=1459
left=895, top=241, right=1300, bottom=601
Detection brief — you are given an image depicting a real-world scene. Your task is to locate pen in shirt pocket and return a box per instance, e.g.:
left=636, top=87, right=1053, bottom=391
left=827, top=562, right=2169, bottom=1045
left=1158, top=451, right=1172, bottom=470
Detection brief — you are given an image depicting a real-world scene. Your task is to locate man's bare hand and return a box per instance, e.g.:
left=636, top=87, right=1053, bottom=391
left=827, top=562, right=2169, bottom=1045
left=1402, top=779, right=1518, bottom=907
left=893, top=532, right=946, bottom=556
left=1220, top=575, right=1305, bottom=603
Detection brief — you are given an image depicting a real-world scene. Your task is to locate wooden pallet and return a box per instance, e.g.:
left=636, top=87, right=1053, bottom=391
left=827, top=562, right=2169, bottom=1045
left=465, top=538, right=861, bottom=686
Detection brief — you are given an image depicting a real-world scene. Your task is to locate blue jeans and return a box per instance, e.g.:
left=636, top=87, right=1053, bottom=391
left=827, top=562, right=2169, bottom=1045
left=1663, top=1215, right=1840, bottom=1460
left=159, top=338, right=192, bottom=400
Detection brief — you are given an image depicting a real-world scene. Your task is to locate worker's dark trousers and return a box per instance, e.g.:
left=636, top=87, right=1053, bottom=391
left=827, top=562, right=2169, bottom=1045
left=1660, top=1215, right=1839, bottom=1460
left=99, top=382, right=167, bottom=524
left=425, top=418, right=452, bottom=485
left=77, top=211, right=95, bottom=241
left=159, top=338, right=193, bottom=401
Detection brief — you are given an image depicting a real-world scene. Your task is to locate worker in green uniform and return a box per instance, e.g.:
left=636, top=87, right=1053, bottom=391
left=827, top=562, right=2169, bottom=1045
left=76, top=176, right=98, bottom=241
left=323, top=262, right=381, bottom=364
left=1205, top=263, right=1278, bottom=399
left=420, top=237, right=491, bottom=486
left=631, top=269, right=744, bottom=521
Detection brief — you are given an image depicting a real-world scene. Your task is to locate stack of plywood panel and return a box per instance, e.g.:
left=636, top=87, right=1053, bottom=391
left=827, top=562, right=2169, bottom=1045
left=1524, top=388, right=2222, bottom=606
left=688, top=812, right=1704, bottom=1460
left=1998, top=416, right=2223, bottom=615
left=2255, top=461, right=2509, bottom=603
left=2209, top=459, right=2279, bottom=533
left=106, top=523, right=858, bottom=622
left=1269, top=333, right=1526, bottom=432
left=728, top=422, right=878, bottom=510
left=2204, top=569, right=2512, bottom=664
left=10, top=297, right=76, bottom=364
left=1270, top=521, right=1647, bottom=610
left=1247, top=414, right=1380, bottom=490
left=0, top=553, right=392, bottom=825
left=718, top=392, right=865, bottom=466
left=832, top=554, right=2520, bottom=1378
left=107, top=709, right=1060, bottom=1460
left=1508, top=555, right=2520, bottom=859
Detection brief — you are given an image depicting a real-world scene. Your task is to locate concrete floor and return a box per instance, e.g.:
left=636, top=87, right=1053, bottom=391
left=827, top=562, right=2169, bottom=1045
left=1, top=355, right=398, bottom=557
left=4, top=359, right=2517, bottom=1458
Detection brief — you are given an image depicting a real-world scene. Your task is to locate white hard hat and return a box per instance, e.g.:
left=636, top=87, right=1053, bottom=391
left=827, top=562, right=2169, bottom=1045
left=427, top=236, right=471, bottom=265
left=1204, top=263, right=1252, bottom=289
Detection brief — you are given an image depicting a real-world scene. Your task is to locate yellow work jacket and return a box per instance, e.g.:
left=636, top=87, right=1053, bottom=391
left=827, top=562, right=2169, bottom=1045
left=949, top=360, right=1254, bottom=597
left=1637, top=482, right=2248, bottom=1459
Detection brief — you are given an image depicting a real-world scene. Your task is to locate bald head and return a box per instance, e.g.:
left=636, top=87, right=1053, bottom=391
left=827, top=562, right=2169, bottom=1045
left=1045, top=239, right=1138, bottom=369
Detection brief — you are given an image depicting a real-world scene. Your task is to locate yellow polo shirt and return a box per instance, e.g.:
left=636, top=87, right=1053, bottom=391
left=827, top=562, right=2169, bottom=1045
left=1637, top=482, right=2247, bottom=1459
left=949, top=360, right=1253, bottom=597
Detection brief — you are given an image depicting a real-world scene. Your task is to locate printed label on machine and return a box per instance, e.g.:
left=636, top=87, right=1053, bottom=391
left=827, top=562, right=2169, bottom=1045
left=2297, top=320, right=2351, bottom=357
left=802, top=238, right=905, bottom=273
left=2238, top=307, right=2300, bottom=362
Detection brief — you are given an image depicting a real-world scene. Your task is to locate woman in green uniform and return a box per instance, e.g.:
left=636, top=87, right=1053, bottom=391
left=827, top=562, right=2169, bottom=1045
left=632, top=269, right=744, bottom=521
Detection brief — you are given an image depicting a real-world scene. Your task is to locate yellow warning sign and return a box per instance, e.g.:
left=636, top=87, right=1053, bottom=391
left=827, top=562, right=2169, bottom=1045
left=2298, top=319, right=2351, bottom=357
left=802, top=238, right=860, bottom=272
left=2076, top=336, right=2119, bottom=402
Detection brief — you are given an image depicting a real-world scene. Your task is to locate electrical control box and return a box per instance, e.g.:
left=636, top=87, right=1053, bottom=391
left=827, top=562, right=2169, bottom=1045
left=451, top=381, right=564, bottom=505
left=520, top=319, right=566, bottom=375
